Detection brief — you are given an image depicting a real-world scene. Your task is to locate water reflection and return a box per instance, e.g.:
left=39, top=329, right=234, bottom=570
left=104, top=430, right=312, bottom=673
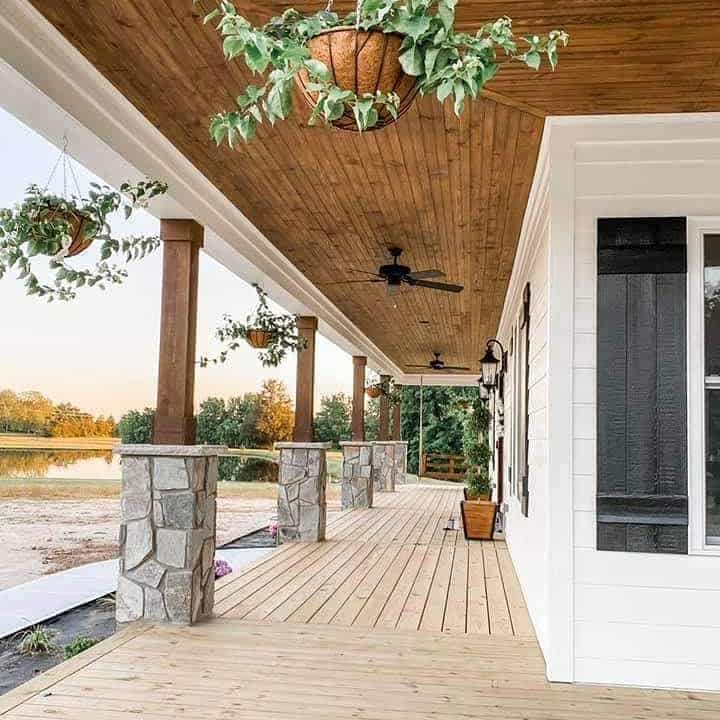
left=0, top=450, right=117, bottom=480
left=0, top=449, right=279, bottom=483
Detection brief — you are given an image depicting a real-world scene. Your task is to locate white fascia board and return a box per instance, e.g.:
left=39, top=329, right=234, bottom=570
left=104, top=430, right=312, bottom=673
left=0, top=0, right=402, bottom=377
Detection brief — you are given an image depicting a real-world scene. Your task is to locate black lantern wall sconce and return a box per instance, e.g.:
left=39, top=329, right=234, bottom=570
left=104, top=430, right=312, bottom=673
left=480, top=338, right=507, bottom=396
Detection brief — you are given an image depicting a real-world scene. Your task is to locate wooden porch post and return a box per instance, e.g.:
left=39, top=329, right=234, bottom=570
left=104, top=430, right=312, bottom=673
left=391, top=385, right=402, bottom=440
left=152, top=219, right=203, bottom=445
left=293, top=316, right=318, bottom=442
left=378, top=374, right=391, bottom=441
left=351, top=356, right=366, bottom=441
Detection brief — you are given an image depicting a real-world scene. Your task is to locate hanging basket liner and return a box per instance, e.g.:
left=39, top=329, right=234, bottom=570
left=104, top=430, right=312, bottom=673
left=245, top=329, right=274, bottom=349
left=36, top=206, right=93, bottom=257
left=295, top=28, right=419, bottom=132
left=366, top=385, right=382, bottom=399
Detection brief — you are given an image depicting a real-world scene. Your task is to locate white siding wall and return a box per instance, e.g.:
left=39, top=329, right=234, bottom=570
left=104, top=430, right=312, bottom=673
left=562, top=115, right=720, bottom=691
left=497, top=154, right=552, bottom=658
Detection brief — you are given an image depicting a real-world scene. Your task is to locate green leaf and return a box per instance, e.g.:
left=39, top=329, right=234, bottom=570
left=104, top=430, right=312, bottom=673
left=399, top=44, right=424, bottom=76
left=303, top=58, right=331, bottom=81
left=424, top=47, right=440, bottom=77
left=244, top=43, right=270, bottom=73
left=438, top=0, right=457, bottom=30
left=392, top=12, right=430, bottom=41
left=524, top=50, right=541, bottom=70
left=238, top=115, right=257, bottom=142
left=453, top=80, right=466, bottom=116
left=436, top=78, right=454, bottom=102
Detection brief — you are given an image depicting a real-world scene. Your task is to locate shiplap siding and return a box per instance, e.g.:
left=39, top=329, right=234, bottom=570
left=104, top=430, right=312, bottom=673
left=566, top=116, right=720, bottom=691
left=496, top=157, right=551, bottom=658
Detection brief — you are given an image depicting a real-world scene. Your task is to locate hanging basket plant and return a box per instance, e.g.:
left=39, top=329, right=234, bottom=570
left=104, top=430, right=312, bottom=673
left=365, top=373, right=399, bottom=400
left=0, top=142, right=168, bottom=301
left=202, top=0, right=568, bottom=142
left=200, top=284, right=307, bottom=368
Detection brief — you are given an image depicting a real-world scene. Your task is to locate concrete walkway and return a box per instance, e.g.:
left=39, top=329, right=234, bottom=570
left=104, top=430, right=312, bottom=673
left=0, top=548, right=272, bottom=639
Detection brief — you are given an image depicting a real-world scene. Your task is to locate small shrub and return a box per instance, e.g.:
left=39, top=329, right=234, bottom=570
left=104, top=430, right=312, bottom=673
left=64, top=636, right=97, bottom=659
left=17, top=626, right=56, bottom=656
left=466, top=465, right=491, bottom=499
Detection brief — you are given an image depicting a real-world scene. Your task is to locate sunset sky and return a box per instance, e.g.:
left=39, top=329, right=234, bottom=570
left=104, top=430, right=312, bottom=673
left=0, top=107, right=353, bottom=419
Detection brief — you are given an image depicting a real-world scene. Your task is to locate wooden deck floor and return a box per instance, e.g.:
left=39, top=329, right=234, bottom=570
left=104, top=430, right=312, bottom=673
left=214, top=485, right=533, bottom=636
left=3, top=484, right=720, bottom=719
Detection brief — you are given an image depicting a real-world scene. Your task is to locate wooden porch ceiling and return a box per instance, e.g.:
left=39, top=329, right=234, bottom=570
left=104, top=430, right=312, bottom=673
left=27, top=1, right=720, bottom=373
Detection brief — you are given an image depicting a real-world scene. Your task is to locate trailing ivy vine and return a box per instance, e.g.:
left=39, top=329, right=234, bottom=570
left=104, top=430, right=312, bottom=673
left=200, top=284, right=307, bottom=368
left=0, top=180, right=167, bottom=301
left=201, top=0, right=568, bottom=142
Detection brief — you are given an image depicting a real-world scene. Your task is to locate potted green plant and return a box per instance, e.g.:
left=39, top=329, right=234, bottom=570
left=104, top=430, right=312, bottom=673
left=200, top=284, right=307, bottom=368
left=0, top=180, right=167, bottom=301
left=464, top=465, right=490, bottom=501
left=201, top=0, right=568, bottom=141
left=365, top=373, right=399, bottom=400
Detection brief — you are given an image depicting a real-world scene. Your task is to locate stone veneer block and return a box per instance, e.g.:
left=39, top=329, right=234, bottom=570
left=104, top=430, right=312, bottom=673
left=372, top=441, right=398, bottom=492
left=393, top=441, right=409, bottom=485
left=116, top=445, right=225, bottom=626
left=275, top=442, right=330, bottom=543
left=340, top=442, right=374, bottom=510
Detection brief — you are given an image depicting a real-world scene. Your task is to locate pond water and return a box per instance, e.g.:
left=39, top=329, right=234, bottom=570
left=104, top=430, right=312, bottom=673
left=0, top=449, right=280, bottom=483
left=0, top=449, right=120, bottom=481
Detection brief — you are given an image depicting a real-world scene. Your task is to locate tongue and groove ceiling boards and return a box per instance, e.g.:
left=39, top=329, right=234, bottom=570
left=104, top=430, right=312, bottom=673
left=27, top=1, right=720, bottom=373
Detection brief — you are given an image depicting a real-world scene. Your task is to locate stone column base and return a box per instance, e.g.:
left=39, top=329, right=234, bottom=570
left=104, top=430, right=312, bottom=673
left=372, top=441, right=398, bottom=492
left=340, top=442, right=374, bottom=510
left=394, top=441, right=409, bottom=484
left=276, top=442, right=330, bottom=542
left=116, top=444, right=226, bottom=626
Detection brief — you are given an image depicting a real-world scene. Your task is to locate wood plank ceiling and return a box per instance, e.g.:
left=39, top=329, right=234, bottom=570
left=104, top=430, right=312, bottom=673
left=28, top=1, right=720, bottom=374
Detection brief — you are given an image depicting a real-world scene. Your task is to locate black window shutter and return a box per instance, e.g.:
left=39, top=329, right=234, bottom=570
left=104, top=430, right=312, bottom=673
left=596, top=217, right=688, bottom=554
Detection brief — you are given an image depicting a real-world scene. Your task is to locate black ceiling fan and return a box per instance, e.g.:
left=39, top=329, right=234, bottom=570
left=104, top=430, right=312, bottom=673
left=405, top=352, right=470, bottom=372
left=325, top=247, right=464, bottom=296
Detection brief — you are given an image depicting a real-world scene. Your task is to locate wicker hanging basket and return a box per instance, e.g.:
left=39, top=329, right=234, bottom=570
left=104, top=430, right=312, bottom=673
left=37, top=207, right=93, bottom=257
left=295, top=28, right=419, bottom=132
left=245, top=329, right=274, bottom=349
left=365, top=385, right=382, bottom=399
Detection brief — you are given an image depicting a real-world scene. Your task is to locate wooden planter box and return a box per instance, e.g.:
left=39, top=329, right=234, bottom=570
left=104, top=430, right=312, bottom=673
left=461, top=500, right=497, bottom=540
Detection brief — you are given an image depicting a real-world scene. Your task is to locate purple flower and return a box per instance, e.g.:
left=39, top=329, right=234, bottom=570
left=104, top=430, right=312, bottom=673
left=269, top=521, right=278, bottom=539
left=214, top=558, right=233, bottom=579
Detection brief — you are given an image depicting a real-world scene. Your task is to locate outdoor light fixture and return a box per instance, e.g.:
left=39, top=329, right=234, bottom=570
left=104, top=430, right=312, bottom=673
left=480, top=338, right=505, bottom=390
left=478, top=383, right=490, bottom=403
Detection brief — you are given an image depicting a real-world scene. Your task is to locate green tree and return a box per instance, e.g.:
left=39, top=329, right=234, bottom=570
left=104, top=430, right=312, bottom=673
left=364, top=396, right=379, bottom=441
left=117, top=408, right=155, bottom=444
left=400, top=385, right=480, bottom=474
left=196, top=397, right=227, bottom=445
left=314, top=392, right=352, bottom=448
left=256, top=379, right=294, bottom=446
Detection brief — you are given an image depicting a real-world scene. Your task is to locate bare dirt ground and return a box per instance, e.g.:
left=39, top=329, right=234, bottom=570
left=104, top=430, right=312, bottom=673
left=0, top=480, right=341, bottom=591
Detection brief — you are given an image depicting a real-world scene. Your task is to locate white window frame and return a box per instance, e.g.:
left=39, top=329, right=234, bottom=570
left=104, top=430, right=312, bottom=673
left=688, top=217, right=720, bottom=555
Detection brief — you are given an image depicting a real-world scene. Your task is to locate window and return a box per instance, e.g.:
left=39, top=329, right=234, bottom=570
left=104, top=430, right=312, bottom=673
left=704, top=235, right=720, bottom=544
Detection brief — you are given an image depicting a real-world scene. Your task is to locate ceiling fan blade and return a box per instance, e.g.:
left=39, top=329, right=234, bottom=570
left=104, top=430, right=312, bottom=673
left=348, top=268, right=385, bottom=278
left=406, top=269, right=445, bottom=280
left=440, top=365, right=471, bottom=371
left=406, top=278, right=464, bottom=293
left=321, top=278, right=385, bottom=286
left=405, top=364, right=432, bottom=369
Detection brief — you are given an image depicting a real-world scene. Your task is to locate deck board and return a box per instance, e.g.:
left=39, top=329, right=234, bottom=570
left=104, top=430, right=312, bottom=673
left=3, top=485, right=720, bottom=719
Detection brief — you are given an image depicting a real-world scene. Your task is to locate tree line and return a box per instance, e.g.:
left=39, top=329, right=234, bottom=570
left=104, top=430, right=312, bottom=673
left=0, top=389, right=116, bottom=438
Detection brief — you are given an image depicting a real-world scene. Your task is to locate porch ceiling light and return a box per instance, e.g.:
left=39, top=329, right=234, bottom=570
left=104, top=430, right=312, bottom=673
left=480, top=338, right=505, bottom=390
